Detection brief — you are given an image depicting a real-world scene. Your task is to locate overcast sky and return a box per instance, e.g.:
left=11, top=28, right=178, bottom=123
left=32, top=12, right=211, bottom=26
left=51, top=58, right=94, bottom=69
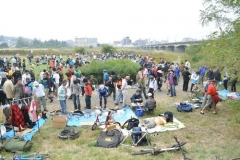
left=0, top=0, right=215, bottom=43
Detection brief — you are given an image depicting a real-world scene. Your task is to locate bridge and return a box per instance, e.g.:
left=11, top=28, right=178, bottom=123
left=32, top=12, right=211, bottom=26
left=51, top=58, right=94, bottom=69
left=142, top=40, right=203, bottom=52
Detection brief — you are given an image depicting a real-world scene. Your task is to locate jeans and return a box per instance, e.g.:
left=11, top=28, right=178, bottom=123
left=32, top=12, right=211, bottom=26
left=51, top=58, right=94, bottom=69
left=231, top=80, right=237, bottom=92
left=183, top=79, right=189, bottom=91
left=99, top=96, right=107, bottom=107
left=59, top=100, right=67, bottom=114
left=37, top=96, right=47, bottom=110
left=139, top=87, right=147, bottom=99
left=223, top=80, right=228, bottom=90
left=115, top=89, right=123, bottom=104
left=72, top=94, right=81, bottom=110
left=170, top=84, right=176, bottom=96
left=85, top=96, right=91, bottom=109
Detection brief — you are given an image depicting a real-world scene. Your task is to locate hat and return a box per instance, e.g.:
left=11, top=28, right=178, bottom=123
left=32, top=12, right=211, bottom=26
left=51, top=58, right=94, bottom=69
left=147, top=93, right=152, bottom=97
left=15, top=67, right=19, bottom=71
left=103, top=70, right=107, bottom=72
left=111, top=71, right=115, bottom=75
left=150, top=75, right=154, bottom=78
left=33, top=81, right=39, bottom=87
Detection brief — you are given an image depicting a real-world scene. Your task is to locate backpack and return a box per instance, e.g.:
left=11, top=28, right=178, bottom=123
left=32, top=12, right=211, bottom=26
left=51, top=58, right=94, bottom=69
left=95, top=129, right=123, bottom=148
left=131, top=127, right=148, bottom=146
left=163, top=111, right=173, bottom=122
left=58, top=127, right=80, bottom=140
left=122, top=118, right=139, bottom=130
left=177, top=102, right=193, bottom=112
left=2, top=137, right=33, bottom=152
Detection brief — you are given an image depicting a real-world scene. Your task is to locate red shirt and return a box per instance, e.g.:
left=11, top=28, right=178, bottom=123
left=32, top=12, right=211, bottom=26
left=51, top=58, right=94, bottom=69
left=85, top=83, right=92, bottom=96
left=207, top=84, right=218, bottom=96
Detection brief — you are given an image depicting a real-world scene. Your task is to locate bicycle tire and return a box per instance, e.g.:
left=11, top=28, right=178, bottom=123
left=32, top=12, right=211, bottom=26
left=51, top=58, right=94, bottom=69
left=92, top=122, right=97, bottom=130
left=132, top=150, right=152, bottom=155
left=169, top=142, right=187, bottom=148
left=90, top=78, right=98, bottom=85
left=113, top=122, right=121, bottom=128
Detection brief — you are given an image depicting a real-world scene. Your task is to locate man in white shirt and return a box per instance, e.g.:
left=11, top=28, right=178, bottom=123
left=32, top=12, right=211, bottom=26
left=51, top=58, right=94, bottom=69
left=185, top=60, right=191, bottom=69
left=33, top=81, right=48, bottom=112
left=53, top=70, right=60, bottom=96
left=148, top=75, right=158, bottom=98
left=11, top=57, right=16, bottom=64
left=120, top=76, right=130, bottom=108
left=39, top=69, right=45, bottom=81
left=22, top=70, right=31, bottom=85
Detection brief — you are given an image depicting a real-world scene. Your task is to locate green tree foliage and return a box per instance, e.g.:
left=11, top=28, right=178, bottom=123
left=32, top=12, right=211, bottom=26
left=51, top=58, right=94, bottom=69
left=0, top=42, right=9, bottom=48
left=186, top=0, right=240, bottom=78
left=101, top=44, right=116, bottom=53
left=75, top=47, right=86, bottom=54
left=80, top=59, right=141, bottom=84
left=16, top=37, right=69, bottom=48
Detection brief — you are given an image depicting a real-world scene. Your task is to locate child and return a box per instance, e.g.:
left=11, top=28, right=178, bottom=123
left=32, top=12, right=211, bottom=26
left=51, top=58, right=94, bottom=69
left=98, top=85, right=108, bottom=109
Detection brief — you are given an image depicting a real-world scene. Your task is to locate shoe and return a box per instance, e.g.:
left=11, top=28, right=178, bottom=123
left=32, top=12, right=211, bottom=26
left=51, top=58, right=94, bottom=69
left=50, top=99, right=53, bottom=103
left=104, top=106, right=106, bottom=109
left=44, top=109, right=49, bottom=112
left=213, top=111, right=217, bottom=114
left=200, top=111, right=204, bottom=114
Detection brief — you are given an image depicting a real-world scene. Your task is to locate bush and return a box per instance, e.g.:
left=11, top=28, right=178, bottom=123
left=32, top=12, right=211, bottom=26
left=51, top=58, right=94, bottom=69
left=80, top=59, right=141, bottom=84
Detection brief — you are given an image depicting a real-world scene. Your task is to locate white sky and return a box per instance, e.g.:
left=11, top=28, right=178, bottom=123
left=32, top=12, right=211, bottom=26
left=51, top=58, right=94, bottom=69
left=0, top=0, right=215, bottom=43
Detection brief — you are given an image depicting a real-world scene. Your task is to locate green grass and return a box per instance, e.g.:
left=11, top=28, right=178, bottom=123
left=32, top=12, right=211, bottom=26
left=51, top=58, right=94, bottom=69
left=0, top=50, right=239, bottom=160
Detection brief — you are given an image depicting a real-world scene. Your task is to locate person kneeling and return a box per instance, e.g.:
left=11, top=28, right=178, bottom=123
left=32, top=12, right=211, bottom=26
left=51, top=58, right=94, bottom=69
left=130, top=89, right=143, bottom=104
left=143, top=93, right=156, bottom=111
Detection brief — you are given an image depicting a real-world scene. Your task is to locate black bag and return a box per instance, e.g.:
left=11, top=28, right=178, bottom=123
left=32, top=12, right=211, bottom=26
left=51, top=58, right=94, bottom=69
left=132, top=127, right=148, bottom=146
left=95, top=129, right=123, bottom=148
left=58, top=127, right=80, bottom=140
left=122, top=118, right=139, bottom=130
left=163, top=111, right=173, bottom=122
left=177, top=103, right=193, bottom=112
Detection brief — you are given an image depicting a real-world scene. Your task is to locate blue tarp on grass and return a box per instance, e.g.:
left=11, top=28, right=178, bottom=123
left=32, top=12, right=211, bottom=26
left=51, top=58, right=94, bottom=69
left=67, top=106, right=137, bottom=127
left=3, top=117, right=48, bottom=141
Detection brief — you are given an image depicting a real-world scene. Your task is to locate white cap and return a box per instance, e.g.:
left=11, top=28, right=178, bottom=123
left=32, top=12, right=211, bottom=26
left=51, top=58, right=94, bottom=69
left=147, top=93, right=152, bottom=97
left=33, top=81, right=39, bottom=87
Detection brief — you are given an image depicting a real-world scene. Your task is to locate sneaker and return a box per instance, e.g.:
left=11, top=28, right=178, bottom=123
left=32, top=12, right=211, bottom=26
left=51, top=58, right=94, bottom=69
left=213, top=111, right=217, bottom=114
left=200, top=111, right=204, bottom=114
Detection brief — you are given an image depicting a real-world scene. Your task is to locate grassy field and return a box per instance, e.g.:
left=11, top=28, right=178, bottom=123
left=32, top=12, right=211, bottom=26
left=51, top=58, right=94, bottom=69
left=0, top=49, right=239, bottom=160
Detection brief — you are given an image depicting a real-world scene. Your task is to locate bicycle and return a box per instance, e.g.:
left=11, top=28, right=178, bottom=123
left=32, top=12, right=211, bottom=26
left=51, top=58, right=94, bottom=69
left=132, top=137, right=191, bottom=160
left=89, top=75, right=98, bottom=86
left=11, top=151, right=50, bottom=160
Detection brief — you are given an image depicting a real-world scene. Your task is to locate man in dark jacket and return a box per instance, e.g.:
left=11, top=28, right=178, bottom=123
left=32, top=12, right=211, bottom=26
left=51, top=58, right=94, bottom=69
left=206, top=68, right=214, bottom=80
left=213, top=68, right=221, bottom=90
left=182, top=67, right=191, bottom=91
left=12, top=68, right=22, bottom=85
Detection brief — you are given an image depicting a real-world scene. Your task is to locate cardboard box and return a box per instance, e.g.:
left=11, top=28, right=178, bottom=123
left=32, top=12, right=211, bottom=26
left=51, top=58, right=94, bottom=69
left=52, top=116, right=67, bottom=128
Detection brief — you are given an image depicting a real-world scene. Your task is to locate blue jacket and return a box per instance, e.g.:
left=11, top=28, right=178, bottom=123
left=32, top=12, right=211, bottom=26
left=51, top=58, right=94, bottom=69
left=103, top=73, right=109, bottom=81
left=41, top=78, right=51, bottom=89
left=131, top=93, right=143, bottom=103
left=98, top=86, right=108, bottom=98
left=174, top=68, right=180, bottom=77
left=191, top=73, right=199, bottom=85
left=199, top=66, right=208, bottom=76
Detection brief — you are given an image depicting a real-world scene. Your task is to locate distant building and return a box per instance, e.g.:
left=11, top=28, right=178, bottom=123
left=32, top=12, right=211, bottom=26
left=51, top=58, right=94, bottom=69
left=122, top=37, right=131, bottom=45
left=134, top=39, right=148, bottom=46
left=75, top=37, right=98, bottom=47
left=113, top=41, right=122, bottom=45
left=182, top=37, right=197, bottom=42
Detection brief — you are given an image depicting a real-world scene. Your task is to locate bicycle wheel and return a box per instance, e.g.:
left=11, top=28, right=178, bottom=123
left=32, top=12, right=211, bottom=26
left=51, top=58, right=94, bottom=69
left=132, top=150, right=152, bottom=155
left=90, top=78, right=98, bottom=85
left=92, top=122, right=97, bottom=130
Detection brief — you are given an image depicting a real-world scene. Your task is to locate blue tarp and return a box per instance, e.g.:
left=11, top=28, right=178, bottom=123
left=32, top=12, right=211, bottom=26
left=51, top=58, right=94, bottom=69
left=67, top=106, right=137, bottom=127
left=3, top=117, right=48, bottom=141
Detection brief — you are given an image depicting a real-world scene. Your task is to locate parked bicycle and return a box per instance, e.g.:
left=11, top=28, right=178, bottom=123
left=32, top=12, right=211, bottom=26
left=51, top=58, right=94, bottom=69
left=11, top=151, right=50, bottom=160
left=132, top=137, right=191, bottom=160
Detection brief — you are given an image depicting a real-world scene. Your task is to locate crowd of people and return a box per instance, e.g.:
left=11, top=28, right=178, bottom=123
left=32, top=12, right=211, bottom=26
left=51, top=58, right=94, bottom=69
left=0, top=53, right=238, bottom=116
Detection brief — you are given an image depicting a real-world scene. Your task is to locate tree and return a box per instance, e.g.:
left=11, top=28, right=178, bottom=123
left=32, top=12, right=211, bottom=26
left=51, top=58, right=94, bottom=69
left=101, top=44, right=116, bottom=53
left=75, top=47, right=86, bottom=54
left=0, top=42, right=9, bottom=48
left=16, top=37, right=29, bottom=48
left=89, top=45, right=93, bottom=49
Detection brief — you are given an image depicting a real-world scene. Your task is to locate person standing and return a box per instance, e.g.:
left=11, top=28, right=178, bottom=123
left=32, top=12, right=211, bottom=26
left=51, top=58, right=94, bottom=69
left=106, top=71, right=116, bottom=100
left=182, top=67, right=191, bottom=91
left=58, top=80, right=68, bottom=114
left=115, top=74, right=123, bottom=105
left=22, top=70, right=31, bottom=85
left=231, top=72, right=238, bottom=92
left=70, top=80, right=81, bottom=110
left=223, top=67, right=229, bottom=90
left=200, top=80, right=218, bottom=114
left=148, top=75, right=158, bottom=98
left=120, top=76, right=130, bottom=108
left=79, top=73, right=85, bottom=96
left=40, top=74, right=53, bottom=103
left=198, top=64, right=208, bottom=85
left=3, top=75, right=14, bottom=103
left=83, top=78, right=92, bottom=109
left=98, top=84, right=108, bottom=109
left=213, top=68, right=221, bottom=90
left=13, top=78, right=25, bottom=104
left=103, top=70, right=109, bottom=85
left=206, top=68, right=214, bottom=80
left=168, top=70, right=177, bottom=97
left=12, top=67, right=22, bottom=85
left=32, top=81, right=48, bottom=112
left=190, top=71, right=200, bottom=92
left=53, top=70, right=60, bottom=96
